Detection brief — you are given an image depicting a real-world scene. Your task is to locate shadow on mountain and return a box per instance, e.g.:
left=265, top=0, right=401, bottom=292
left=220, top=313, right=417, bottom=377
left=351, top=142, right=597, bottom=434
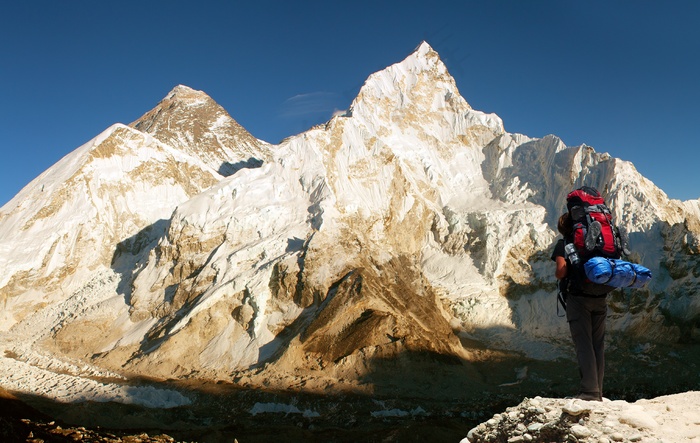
left=481, top=135, right=618, bottom=229
left=111, top=219, right=170, bottom=305
left=218, top=157, right=263, bottom=177
left=256, top=269, right=354, bottom=365
left=628, top=219, right=700, bottom=343
left=0, top=387, right=51, bottom=442
left=356, top=349, right=485, bottom=398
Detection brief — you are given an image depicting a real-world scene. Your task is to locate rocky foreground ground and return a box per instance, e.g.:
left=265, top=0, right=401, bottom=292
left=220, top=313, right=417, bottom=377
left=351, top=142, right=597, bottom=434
left=0, top=388, right=179, bottom=443
left=3, top=387, right=699, bottom=442
left=463, top=393, right=700, bottom=443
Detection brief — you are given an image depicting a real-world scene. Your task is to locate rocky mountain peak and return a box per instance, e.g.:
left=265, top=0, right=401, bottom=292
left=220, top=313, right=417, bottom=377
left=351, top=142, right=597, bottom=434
left=352, top=40, right=471, bottom=113
left=345, top=41, right=504, bottom=170
left=130, top=85, right=271, bottom=176
left=165, top=84, right=208, bottom=101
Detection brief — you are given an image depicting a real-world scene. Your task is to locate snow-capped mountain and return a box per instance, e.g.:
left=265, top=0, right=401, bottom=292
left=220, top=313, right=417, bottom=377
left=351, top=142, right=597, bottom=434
left=0, top=124, right=213, bottom=326
left=130, top=84, right=272, bottom=175
left=0, top=42, right=698, bottom=410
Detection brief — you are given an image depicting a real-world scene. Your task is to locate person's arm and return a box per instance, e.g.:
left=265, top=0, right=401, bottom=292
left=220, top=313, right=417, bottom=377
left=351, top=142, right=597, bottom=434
left=555, top=256, right=567, bottom=280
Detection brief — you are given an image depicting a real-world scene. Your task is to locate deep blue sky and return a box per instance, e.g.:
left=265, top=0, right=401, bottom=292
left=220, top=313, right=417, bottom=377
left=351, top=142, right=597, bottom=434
left=2, top=1, right=699, bottom=207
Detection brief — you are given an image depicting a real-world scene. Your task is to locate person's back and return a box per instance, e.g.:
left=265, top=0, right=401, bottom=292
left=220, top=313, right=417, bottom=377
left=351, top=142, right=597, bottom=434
left=552, top=206, right=607, bottom=401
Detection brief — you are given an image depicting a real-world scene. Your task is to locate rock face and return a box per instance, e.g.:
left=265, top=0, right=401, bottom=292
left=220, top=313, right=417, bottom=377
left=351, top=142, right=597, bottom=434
left=464, top=392, right=700, bottom=443
left=130, top=84, right=272, bottom=176
left=0, top=42, right=699, bottom=407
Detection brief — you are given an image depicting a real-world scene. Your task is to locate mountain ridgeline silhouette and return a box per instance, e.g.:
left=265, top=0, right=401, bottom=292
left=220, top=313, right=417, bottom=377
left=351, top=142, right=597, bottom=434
left=0, top=43, right=698, bottom=437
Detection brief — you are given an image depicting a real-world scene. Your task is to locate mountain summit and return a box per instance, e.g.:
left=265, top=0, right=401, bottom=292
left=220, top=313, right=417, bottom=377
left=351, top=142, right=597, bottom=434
left=130, top=84, right=271, bottom=176
left=0, top=43, right=698, bottom=413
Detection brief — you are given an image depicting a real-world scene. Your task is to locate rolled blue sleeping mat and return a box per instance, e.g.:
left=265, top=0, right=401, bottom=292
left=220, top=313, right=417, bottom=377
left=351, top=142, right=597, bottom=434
left=606, top=260, right=636, bottom=287
left=583, top=256, right=652, bottom=288
left=628, top=262, right=652, bottom=288
left=584, top=257, right=613, bottom=284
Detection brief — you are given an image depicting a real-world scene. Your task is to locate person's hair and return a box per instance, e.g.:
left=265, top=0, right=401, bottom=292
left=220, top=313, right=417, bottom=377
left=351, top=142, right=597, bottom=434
left=558, top=212, right=572, bottom=237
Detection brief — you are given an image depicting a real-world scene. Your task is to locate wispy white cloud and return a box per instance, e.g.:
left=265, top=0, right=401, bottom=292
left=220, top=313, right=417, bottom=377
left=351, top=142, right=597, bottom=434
left=279, top=91, right=343, bottom=118
left=331, top=108, right=347, bottom=118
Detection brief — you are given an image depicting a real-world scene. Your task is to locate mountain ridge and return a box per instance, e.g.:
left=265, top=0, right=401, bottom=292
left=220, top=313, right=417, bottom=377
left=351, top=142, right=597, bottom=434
left=0, top=42, right=698, bottom=419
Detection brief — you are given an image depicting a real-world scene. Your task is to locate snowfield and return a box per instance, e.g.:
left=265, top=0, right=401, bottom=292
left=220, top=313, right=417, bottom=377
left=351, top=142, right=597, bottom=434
left=0, top=355, right=190, bottom=408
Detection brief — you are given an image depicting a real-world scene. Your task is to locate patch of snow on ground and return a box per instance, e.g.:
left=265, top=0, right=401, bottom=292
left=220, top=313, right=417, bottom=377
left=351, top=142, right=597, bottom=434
left=249, top=402, right=320, bottom=418
left=371, top=406, right=428, bottom=418
left=0, top=355, right=190, bottom=408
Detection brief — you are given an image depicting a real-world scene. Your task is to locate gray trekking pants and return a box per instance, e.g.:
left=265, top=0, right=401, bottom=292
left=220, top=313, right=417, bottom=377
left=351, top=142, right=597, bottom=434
left=566, top=294, right=607, bottom=399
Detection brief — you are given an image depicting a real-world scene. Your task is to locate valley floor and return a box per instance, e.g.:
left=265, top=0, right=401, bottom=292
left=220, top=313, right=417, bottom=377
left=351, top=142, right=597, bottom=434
left=3, top=387, right=700, bottom=443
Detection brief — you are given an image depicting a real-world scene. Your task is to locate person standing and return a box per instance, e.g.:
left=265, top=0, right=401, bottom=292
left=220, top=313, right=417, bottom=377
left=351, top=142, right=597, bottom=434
left=552, top=212, right=607, bottom=401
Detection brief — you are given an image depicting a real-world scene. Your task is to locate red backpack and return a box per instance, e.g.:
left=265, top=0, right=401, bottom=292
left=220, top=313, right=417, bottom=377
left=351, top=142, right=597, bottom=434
left=566, top=186, right=623, bottom=260
left=557, top=187, right=632, bottom=308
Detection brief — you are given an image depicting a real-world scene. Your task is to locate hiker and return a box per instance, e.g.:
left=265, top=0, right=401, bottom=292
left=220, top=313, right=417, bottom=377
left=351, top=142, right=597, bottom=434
left=552, top=186, right=651, bottom=401
left=552, top=212, right=606, bottom=401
